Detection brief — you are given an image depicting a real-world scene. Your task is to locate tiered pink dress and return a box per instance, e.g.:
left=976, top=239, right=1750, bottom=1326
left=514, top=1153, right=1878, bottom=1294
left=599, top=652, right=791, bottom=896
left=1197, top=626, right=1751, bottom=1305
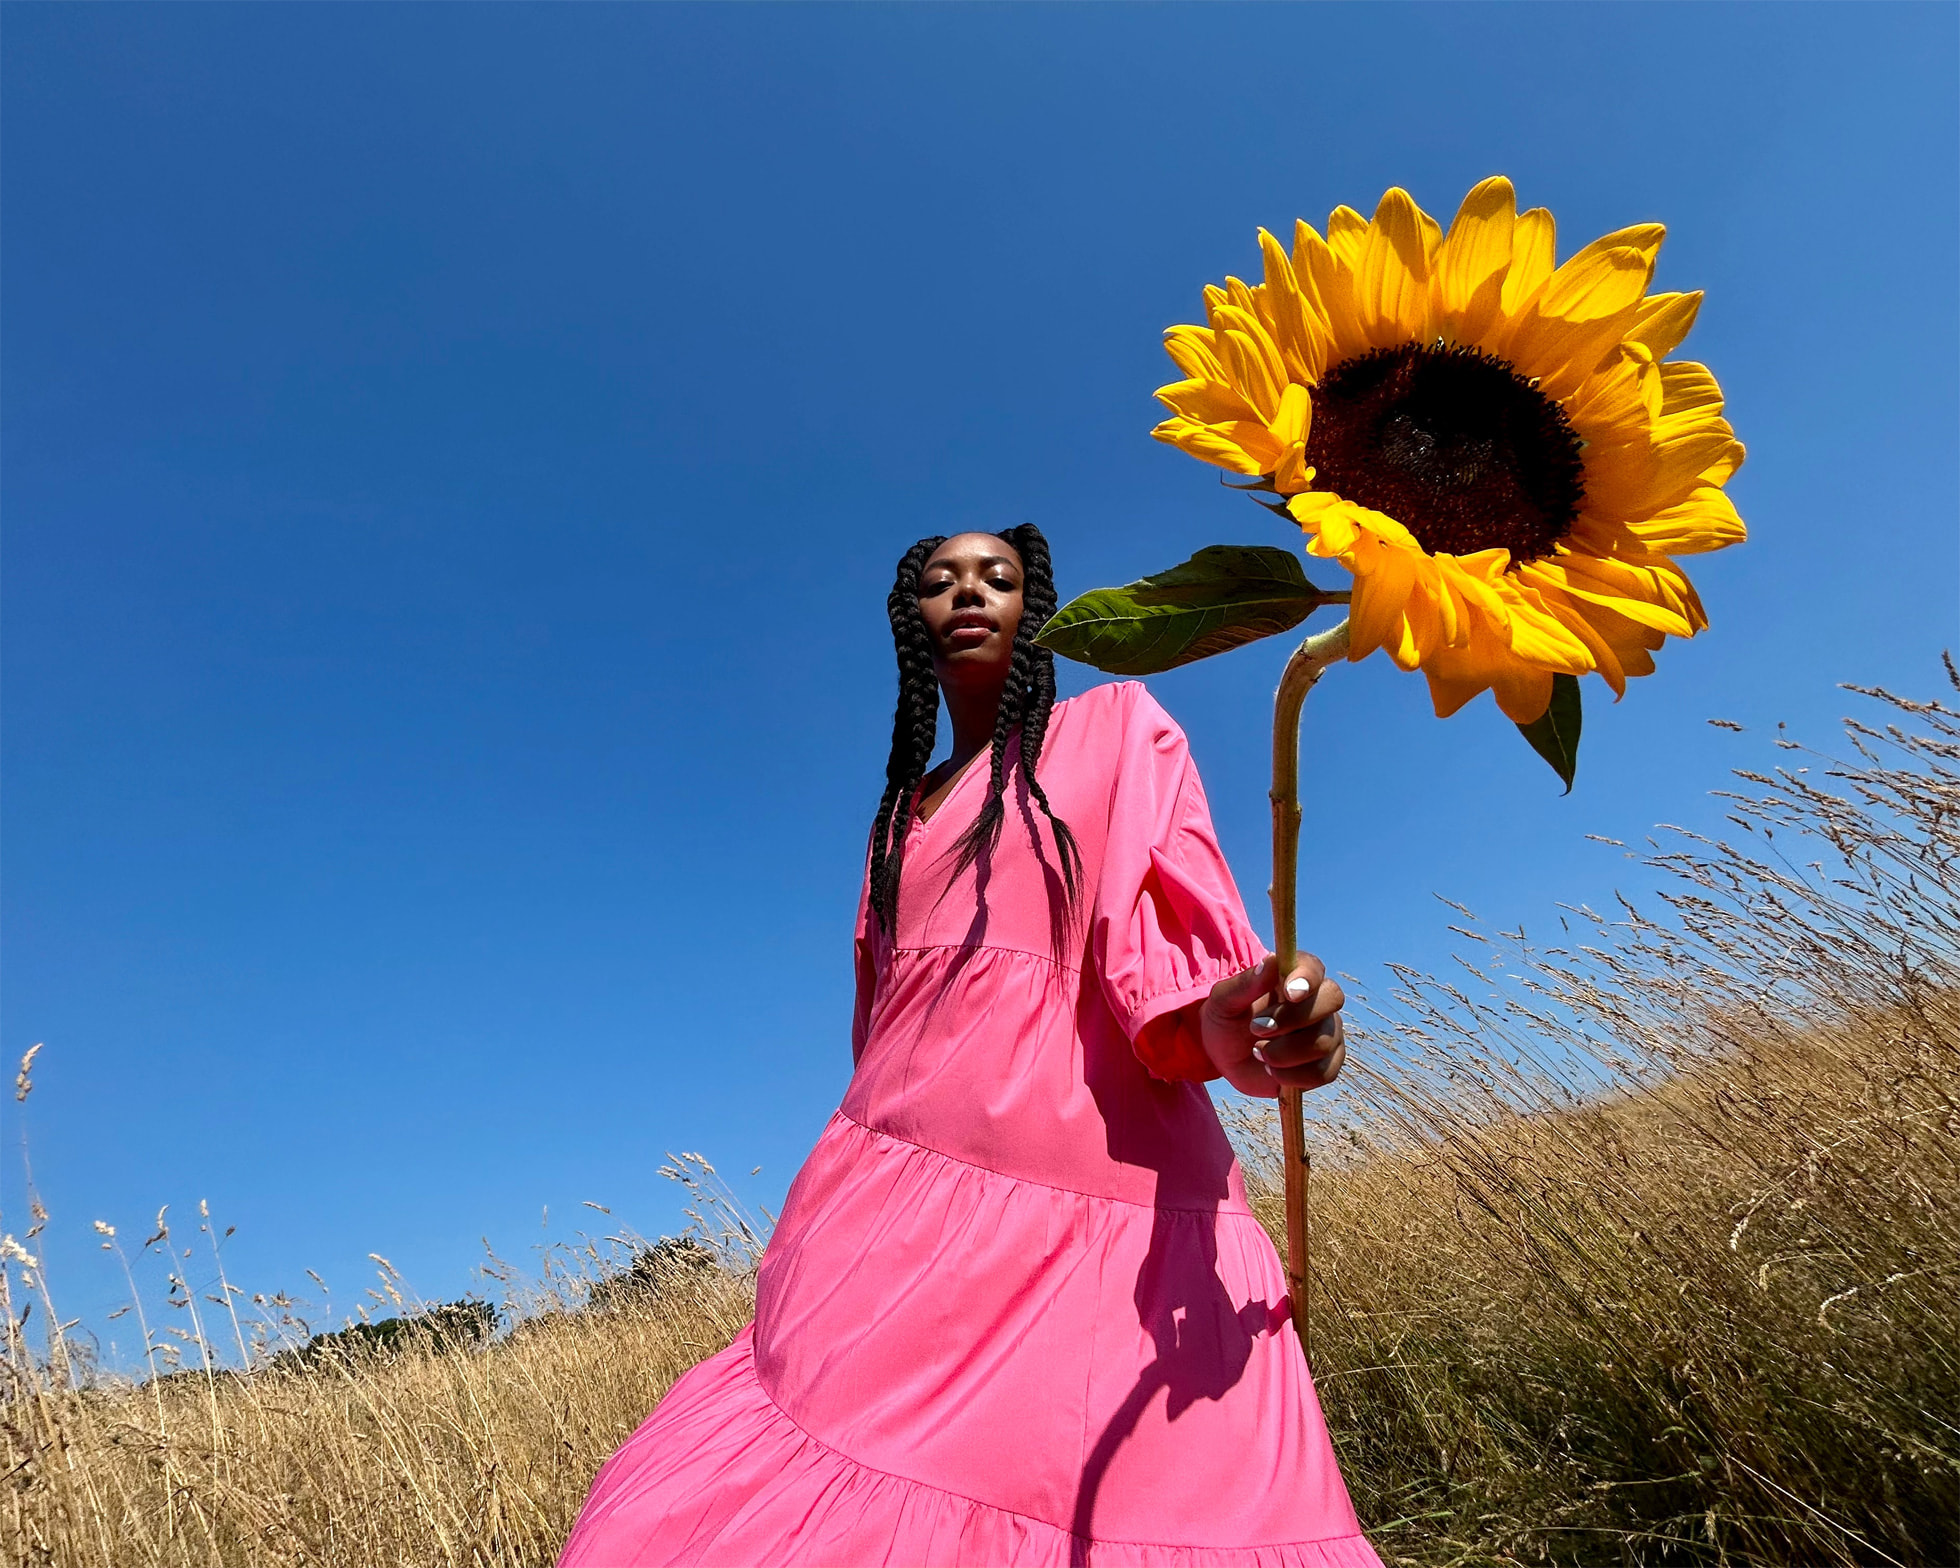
left=561, top=681, right=1380, bottom=1568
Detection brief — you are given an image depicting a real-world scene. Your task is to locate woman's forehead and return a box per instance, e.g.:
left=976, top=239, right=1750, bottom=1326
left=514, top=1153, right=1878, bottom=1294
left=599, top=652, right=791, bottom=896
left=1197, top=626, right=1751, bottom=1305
left=924, top=532, right=1022, bottom=572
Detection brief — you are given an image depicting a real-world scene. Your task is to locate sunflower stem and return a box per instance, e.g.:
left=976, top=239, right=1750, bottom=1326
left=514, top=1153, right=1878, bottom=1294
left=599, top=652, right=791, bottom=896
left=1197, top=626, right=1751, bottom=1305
left=1268, top=615, right=1350, bottom=1368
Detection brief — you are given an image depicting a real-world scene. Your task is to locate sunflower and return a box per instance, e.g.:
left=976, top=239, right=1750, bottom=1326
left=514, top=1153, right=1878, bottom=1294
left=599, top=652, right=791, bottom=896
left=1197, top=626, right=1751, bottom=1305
left=1152, top=178, right=1745, bottom=724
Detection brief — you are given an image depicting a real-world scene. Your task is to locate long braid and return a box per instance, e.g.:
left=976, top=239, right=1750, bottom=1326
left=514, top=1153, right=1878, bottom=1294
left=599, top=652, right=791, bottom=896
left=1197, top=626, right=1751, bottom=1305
left=947, top=523, right=1082, bottom=908
left=1002, top=524, right=1081, bottom=905
left=868, top=536, right=946, bottom=932
left=947, top=619, right=1030, bottom=880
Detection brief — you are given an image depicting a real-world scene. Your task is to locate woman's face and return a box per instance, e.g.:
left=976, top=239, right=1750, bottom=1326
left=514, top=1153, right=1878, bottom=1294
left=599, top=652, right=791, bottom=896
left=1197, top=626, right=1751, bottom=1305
left=916, top=533, right=1025, bottom=693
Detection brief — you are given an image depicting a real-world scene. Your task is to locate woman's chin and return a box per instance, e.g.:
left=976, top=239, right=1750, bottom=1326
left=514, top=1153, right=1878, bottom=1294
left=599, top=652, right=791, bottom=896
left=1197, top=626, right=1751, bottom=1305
left=937, top=649, right=1012, bottom=682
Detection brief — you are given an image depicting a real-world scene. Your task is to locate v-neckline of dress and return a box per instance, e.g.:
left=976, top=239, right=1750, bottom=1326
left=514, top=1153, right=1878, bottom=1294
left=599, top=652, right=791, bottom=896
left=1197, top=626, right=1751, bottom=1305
left=910, top=746, right=992, bottom=834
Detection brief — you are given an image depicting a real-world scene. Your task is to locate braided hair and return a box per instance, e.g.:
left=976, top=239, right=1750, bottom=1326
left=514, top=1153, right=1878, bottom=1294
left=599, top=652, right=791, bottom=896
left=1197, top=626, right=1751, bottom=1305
left=867, top=524, right=1082, bottom=934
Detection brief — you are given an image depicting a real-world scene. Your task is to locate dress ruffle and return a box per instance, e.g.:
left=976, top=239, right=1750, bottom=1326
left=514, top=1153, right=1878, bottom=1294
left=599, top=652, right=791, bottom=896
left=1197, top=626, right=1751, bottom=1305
left=561, top=1328, right=1382, bottom=1568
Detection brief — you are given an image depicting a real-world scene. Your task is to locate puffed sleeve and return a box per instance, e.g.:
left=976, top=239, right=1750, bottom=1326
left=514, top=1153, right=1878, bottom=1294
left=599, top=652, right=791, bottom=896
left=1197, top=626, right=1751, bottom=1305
left=1091, top=683, right=1269, bottom=1082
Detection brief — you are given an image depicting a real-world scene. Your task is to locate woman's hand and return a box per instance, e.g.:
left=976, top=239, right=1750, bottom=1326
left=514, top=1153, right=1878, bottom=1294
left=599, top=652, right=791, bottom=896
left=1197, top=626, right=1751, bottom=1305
left=1198, top=954, right=1346, bottom=1099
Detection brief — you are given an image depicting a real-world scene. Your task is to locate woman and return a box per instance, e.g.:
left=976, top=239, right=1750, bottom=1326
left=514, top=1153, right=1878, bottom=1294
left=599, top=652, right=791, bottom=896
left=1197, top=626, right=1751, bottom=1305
left=562, top=526, right=1380, bottom=1567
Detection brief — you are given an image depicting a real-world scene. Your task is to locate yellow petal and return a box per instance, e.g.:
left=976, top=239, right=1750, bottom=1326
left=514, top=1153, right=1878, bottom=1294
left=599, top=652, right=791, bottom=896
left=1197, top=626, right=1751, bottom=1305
left=1500, top=207, right=1556, bottom=315
left=1498, top=576, right=1595, bottom=672
left=1217, top=326, right=1284, bottom=421
left=1565, top=598, right=1664, bottom=673
left=1531, top=555, right=1696, bottom=638
left=1272, top=380, right=1312, bottom=446
left=1294, top=220, right=1367, bottom=366
left=1304, top=493, right=1422, bottom=554
left=1153, top=377, right=1264, bottom=427
left=1657, top=361, right=1726, bottom=424
left=1394, top=571, right=1444, bottom=670
left=1562, top=514, right=1653, bottom=561
left=1213, top=418, right=1286, bottom=471
left=1267, top=386, right=1315, bottom=495
left=1288, top=221, right=1332, bottom=316
left=1506, top=245, right=1657, bottom=399
left=1211, top=302, right=1285, bottom=365
left=1492, top=664, right=1555, bottom=725
left=1426, top=558, right=1470, bottom=647
left=1326, top=205, right=1369, bottom=272
left=1420, top=606, right=1522, bottom=715
left=1224, top=279, right=1275, bottom=362
left=1256, top=227, right=1329, bottom=382
left=1584, top=417, right=1740, bottom=520
left=1450, top=547, right=1515, bottom=585
left=1700, top=441, right=1745, bottom=485
left=1552, top=599, right=1630, bottom=699
left=1347, top=535, right=1421, bottom=662
left=1564, top=354, right=1654, bottom=449
left=1425, top=661, right=1493, bottom=718
left=1633, top=345, right=1665, bottom=420
left=1518, top=570, right=1638, bottom=699
left=1291, top=490, right=1360, bottom=554
left=1621, top=484, right=1747, bottom=555
left=1163, top=325, right=1224, bottom=383
left=1150, top=417, right=1267, bottom=475
left=1272, top=443, right=1312, bottom=495
left=1416, top=205, right=1444, bottom=264
left=1627, top=291, right=1702, bottom=359
left=1357, top=187, right=1438, bottom=347
left=1560, top=222, right=1666, bottom=272
left=1434, top=176, right=1515, bottom=344
left=1416, top=582, right=1556, bottom=717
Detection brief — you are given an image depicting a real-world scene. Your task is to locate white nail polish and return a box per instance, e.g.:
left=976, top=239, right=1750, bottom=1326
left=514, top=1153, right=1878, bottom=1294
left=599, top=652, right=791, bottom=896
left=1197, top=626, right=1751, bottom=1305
left=1251, top=1045, right=1268, bottom=1064
left=1285, top=977, right=1310, bottom=1001
left=1251, top=1015, right=1274, bottom=1033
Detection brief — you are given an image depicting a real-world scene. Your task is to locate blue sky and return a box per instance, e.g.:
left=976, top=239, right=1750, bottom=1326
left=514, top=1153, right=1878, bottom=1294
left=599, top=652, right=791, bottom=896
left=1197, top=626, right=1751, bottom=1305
left=5, top=3, right=1954, bottom=1357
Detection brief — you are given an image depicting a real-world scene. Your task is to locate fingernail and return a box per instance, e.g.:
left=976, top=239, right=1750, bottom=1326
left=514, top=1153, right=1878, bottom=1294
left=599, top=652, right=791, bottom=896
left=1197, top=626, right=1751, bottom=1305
left=1251, top=1015, right=1275, bottom=1034
left=1285, top=977, right=1310, bottom=1002
left=1251, top=1045, right=1268, bottom=1064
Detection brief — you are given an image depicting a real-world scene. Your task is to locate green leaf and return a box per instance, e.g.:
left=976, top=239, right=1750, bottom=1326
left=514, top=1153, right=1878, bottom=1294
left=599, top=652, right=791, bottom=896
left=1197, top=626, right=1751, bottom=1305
left=1516, top=673, right=1583, bottom=793
left=1035, top=546, right=1329, bottom=675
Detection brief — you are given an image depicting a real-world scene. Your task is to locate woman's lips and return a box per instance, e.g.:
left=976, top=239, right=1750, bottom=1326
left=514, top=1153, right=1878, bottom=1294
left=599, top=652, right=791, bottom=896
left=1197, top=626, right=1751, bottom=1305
left=946, top=621, right=994, bottom=647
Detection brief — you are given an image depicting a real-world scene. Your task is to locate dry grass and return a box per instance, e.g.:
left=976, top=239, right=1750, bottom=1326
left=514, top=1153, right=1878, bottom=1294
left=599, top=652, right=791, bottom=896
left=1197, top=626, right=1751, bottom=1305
left=2, top=1164, right=759, bottom=1567
left=7, top=675, right=1957, bottom=1566
left=1231, top=673, right=1960, bottom=1565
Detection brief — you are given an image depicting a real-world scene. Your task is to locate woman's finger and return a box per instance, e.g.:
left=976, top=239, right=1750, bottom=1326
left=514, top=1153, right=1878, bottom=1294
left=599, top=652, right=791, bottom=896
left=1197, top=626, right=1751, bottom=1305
left=1252, top=1015, right=1342, bottom=1071
left=1206, top=956, right=1279, bottom=1024
left=1250, top=975, right=1345, bottom=1038
left=1248, top=954, right=1322, bottom=1030
left=1269, top=1038, right=1346, bottom=1091
left=1280, top=953, right=1326, bottom=1002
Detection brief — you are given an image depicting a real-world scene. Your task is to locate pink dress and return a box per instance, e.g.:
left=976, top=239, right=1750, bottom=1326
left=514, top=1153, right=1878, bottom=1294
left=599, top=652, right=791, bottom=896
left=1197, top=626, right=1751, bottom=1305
left=561, top=682, right=1380, bottom=1568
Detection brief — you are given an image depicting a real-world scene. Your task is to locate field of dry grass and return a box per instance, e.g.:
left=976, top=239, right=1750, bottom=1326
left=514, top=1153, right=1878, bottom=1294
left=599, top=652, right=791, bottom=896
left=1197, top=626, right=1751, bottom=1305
left=6, top=675, right=1956, bottom=1567
left=3, top=1161, right=763, bottom=1568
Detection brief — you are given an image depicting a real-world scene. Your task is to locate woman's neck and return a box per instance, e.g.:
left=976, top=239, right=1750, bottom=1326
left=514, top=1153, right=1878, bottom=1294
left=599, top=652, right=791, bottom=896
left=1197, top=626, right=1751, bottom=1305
left=941, top=682, right=1004, bottom=769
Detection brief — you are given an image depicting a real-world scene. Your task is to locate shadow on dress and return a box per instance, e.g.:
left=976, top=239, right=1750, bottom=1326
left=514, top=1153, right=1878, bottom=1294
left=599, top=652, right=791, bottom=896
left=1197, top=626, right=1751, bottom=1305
left=912, top=775, right=1080, bottom=1044
left=1067, top=1030, right=1287, bottom=1566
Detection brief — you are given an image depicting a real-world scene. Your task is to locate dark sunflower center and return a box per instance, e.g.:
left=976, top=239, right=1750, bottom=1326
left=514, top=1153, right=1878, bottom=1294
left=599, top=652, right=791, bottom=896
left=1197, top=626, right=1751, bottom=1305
left=1304, top=343, right=1585, bottom=563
